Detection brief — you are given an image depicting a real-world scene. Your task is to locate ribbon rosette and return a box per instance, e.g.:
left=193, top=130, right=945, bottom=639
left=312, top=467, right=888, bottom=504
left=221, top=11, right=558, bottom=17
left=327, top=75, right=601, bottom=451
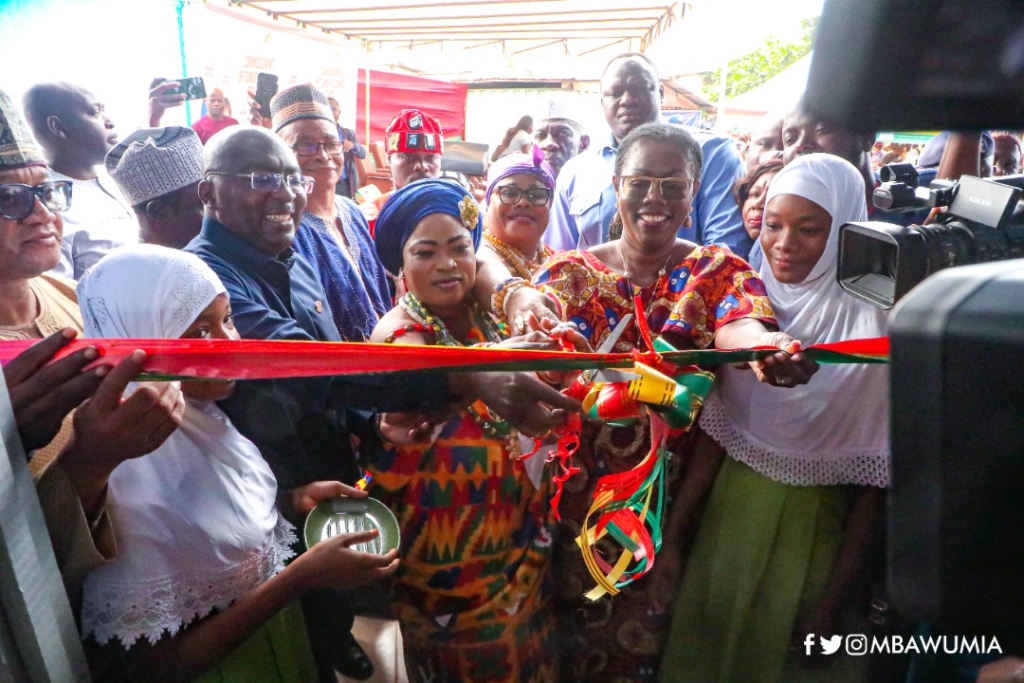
left=570, top=336, right=714, bottom=601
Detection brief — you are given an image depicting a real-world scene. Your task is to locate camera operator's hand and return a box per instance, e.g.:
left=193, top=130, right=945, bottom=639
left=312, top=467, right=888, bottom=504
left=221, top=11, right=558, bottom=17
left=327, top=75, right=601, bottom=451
left=976, top=657, right=1024, bottom=683
left=148, top=79, right=185, bottom=127
left=246, top=90, right=272, bottom=129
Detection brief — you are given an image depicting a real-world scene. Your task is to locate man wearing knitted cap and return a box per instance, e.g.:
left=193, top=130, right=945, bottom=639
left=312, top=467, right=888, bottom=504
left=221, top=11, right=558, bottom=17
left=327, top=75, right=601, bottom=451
left=532, top=100, right=590, bottom=179
left=106, top=126, right=205, bottom=249
left=0, top=88, right=185, bottom=622
left=22, top=82, right=139, bottom=280
left=270, top=84, right=391, bottom=347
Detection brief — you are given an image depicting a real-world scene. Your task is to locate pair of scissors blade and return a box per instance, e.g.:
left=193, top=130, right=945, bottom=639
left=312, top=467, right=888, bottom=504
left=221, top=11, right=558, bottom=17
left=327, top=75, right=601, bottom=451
left=581, top=313, right=633, bottom=384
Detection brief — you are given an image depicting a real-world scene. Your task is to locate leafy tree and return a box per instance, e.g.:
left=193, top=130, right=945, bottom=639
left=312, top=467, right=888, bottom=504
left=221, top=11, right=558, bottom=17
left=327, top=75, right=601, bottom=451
left=702, top=16, right=819, bottom=103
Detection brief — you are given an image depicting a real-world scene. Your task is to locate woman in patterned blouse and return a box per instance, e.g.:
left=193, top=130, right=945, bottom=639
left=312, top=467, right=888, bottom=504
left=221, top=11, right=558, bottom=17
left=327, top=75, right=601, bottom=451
left=534, top=122, right=818, bottom=683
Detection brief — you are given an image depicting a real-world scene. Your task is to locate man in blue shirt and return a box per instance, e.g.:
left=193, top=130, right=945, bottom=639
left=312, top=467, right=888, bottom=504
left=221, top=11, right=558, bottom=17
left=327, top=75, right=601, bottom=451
left=187, top=127, right=577, bottom=682
left=544, top=52, right=750, bottom=257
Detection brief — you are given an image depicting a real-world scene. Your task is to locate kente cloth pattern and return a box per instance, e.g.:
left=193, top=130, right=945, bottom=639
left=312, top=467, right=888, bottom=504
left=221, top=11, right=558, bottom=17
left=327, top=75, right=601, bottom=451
left=535, top=245, right=774, bottom=683
left=534, top=245, right=777, bottom=351
left=371, top=408, right=557, bottom=682
left=294, top=197, right=391, bottom=341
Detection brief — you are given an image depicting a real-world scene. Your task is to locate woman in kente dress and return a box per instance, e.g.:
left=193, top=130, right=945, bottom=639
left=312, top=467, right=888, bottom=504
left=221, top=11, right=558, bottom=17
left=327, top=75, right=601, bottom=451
left=533, top=123, right=819, bottom=683
left=368, top=179, right=578, bottom=683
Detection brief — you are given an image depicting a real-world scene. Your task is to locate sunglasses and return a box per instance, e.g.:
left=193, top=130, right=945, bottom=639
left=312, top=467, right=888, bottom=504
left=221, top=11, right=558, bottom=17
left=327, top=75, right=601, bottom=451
left=495, top=186, right=552, bottom=207
left=205, top=172, right=314, bottom=194
left=619, top=176, right=694, bottom=202
left=0, top=181, right=73, bottom=221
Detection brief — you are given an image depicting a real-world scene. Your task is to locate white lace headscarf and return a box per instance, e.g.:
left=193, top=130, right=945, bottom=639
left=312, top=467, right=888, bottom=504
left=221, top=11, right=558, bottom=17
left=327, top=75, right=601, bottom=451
left=77, top=244, right=296, bottom=647
left=699, top=153, right=892, bottom=487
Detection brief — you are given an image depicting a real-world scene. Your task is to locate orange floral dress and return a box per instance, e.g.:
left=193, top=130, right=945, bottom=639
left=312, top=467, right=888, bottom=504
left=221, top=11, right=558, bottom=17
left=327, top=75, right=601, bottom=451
left=534, top=244, right=776, bottom=683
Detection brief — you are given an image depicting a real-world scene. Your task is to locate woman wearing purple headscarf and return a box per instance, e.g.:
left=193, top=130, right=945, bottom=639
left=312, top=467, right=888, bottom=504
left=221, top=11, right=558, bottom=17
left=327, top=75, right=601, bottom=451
left=478, top=147, right=557, bottom=282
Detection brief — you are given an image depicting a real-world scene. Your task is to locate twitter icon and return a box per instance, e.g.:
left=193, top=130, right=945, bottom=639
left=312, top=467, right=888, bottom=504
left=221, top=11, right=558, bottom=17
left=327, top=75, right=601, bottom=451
left=820, top=635, right=842, bottom=655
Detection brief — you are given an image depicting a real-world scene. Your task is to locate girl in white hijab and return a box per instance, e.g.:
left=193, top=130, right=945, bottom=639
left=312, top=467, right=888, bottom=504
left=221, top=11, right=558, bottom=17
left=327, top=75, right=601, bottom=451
left=78, top=245, right=397, bottom=683
left=660, top=154, right=889, bottom=683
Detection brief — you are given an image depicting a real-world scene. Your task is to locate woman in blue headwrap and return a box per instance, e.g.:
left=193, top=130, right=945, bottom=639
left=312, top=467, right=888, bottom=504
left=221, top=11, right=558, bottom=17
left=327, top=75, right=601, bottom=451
left=369, top=178, right=572, bottom=683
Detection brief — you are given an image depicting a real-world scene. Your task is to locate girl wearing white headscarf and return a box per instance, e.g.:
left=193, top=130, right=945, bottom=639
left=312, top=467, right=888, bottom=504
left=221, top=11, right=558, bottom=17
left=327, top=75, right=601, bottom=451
left=660, top=154, right=889, bottom=683
left=78, top=245, right=397, bottom=683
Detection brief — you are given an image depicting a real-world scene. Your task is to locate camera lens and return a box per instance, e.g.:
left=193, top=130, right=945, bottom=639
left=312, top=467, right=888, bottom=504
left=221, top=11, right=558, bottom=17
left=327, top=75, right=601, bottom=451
left=918, top=222, right=976, bottom=274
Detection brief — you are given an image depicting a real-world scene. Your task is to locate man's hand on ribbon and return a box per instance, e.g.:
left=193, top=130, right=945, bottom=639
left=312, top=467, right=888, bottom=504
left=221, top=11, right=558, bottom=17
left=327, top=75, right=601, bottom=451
left=449, top=371, right=582, bottom=438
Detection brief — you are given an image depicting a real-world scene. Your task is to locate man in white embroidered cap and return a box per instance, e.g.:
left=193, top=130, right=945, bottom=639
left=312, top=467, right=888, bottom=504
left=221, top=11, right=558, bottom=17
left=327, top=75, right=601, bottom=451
left=106, top=126, right=205, bottom=249
left=532, top=99, right=590, bottom=179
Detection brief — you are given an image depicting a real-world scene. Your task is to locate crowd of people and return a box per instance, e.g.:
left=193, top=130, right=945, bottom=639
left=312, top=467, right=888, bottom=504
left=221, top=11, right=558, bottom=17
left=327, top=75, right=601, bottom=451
left=1, top=47, right=1019, bottom=683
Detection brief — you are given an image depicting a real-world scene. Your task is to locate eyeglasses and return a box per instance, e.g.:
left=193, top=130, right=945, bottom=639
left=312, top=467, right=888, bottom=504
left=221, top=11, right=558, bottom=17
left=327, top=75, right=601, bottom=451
left=619, top=176, right=694, bottom=201
left=291, top=140, right=343, bottom=157
left=0, top=181, right=73, bottom=221
left=205, top=172, right=314, bottom=194
left=495, top=186, right=552, bottom=207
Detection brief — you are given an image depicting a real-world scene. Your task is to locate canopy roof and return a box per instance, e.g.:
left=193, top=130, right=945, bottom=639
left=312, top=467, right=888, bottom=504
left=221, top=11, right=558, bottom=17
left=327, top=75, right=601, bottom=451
left=233, top=0, right=680, bottom=55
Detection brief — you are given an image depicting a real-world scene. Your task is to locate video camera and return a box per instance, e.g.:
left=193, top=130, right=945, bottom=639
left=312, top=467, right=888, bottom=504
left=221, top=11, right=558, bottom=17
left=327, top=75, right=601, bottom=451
left=837, top=166, right=1024, bottom=308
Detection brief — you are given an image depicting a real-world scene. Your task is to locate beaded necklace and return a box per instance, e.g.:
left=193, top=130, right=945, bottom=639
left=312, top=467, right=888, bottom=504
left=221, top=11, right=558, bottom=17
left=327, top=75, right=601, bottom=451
left=483, top=231, right=553, bottom=280
left=388, top=293, right=517, bottom=449
left=616, top=240, right=674, bottom=339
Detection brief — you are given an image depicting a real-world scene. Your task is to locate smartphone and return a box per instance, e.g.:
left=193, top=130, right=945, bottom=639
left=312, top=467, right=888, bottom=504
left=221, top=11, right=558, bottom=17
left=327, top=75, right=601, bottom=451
left=254, top=72, right=279, bottom=116
left=171, top=76, right=207, bottom=101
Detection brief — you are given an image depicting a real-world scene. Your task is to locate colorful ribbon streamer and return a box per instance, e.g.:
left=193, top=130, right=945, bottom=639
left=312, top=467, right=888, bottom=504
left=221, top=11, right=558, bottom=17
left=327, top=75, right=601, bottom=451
left=0, top=336, right=889, bottom=380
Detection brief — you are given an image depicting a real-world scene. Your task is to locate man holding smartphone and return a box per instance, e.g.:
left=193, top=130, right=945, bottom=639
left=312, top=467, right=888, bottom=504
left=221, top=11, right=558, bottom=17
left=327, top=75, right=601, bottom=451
left=192, top=87, right=238, bottom=145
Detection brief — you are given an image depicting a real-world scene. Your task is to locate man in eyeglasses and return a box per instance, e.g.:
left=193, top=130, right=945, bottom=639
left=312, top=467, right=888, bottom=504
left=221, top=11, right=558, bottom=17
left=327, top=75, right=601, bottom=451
left=0, top=89, right=186, bottom=620
left=22, top=82, right=139, bottom=280
left=543, top=53, right=751, bottom=258
left=187, top=124, right=580, bottom=683
left=270, top=84, right=389, bottom=345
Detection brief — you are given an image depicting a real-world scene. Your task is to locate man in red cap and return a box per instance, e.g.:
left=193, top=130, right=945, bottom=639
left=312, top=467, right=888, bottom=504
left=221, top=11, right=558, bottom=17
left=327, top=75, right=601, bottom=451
left=361, top=109, right=444, bottom=228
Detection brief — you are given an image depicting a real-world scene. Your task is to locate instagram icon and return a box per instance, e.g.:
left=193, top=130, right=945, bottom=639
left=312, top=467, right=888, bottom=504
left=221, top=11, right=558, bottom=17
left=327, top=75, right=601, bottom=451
left=846, top=634, right=868, bottom=656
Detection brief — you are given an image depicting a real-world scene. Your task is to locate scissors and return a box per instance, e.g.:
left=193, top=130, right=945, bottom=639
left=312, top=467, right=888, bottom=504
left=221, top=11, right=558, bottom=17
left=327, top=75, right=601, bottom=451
left=581, top=314, right=638, bottom=385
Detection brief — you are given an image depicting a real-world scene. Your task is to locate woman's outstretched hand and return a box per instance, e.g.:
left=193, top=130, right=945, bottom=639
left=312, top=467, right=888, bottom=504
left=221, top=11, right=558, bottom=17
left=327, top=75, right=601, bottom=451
left=297, top=532, right=400, bottom=591
left=751, top=331, right=819, bottom=388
